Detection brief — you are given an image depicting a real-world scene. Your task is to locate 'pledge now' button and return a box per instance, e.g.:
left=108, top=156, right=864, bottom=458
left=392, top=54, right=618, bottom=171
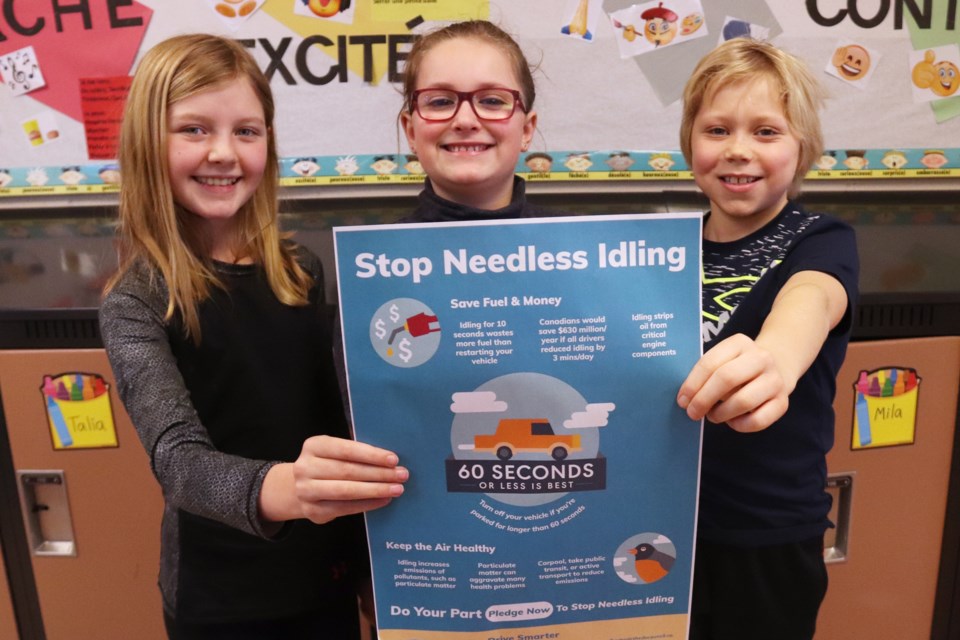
left=485, top=601, right=554, bottom=622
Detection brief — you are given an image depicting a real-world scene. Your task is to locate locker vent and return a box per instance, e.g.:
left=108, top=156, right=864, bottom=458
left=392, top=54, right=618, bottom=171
left=0, top=311, right=102, bottom=349
left=25, top=318, right=100, bottom=342
left=852, top=295, right=960, bottom=340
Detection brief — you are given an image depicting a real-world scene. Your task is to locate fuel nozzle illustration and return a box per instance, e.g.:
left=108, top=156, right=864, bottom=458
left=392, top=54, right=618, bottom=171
left=371, top=300, right=442, bottom=367
left=388, top=312, right=440, bottom=344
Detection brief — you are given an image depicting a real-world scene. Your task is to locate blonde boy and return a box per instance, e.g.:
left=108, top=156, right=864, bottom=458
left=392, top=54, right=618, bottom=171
left=676, top=39, right=859, bottom=640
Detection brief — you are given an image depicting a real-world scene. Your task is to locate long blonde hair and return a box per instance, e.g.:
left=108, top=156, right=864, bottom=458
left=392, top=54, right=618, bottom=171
left=106, top=34, right=311, bottom=342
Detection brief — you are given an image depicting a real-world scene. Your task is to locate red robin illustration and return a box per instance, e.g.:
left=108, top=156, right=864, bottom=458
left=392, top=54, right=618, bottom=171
left=629, top=542, right=675, bottom=583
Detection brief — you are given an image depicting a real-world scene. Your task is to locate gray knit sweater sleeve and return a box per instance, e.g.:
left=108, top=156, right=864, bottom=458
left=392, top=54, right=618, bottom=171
left=99, top=264, right=276, bottom=538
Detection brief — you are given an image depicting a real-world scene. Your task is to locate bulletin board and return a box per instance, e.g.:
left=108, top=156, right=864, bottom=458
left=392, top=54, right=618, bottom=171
left=0, top=0, right=958, bottom=199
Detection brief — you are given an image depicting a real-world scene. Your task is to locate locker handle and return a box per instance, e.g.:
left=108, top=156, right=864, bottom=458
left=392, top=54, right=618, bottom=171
left=824, top=472, right=854, bottom=564
left=17, top=470, right=77, bottom=557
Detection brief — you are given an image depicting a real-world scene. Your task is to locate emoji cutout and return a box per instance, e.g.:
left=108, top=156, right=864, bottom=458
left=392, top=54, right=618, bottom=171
left=561, top=0, right=599, bottom=41
left=720, top=17, right=769, bottom=42
left=0, top=46, right=46, bottom=95
left=21, top=112, right=60, bottom=148
left=214, top=0, right=257, bottom=18
left=208, top=0, right=264, bottom=30
left=611, top=0, right=709, bottom=58
left=833, top=44, right=871, bottom=80
left=305, top=0, right=350, bottom=17
left=827, top=41, right=880, bottom=88
left=911, top=46, right=960, bottom=101
left=642, top=2, right=679, bottom=47
left=681, top=12, right=704, bottom=35
left=294, top=0, right=354, bottom=23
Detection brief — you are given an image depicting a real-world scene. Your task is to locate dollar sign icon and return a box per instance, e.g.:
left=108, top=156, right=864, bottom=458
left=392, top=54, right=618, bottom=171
left=374, top=318, right=386, bottom=340
left=389, top=304, right=400, bottom=323
left=397, top=338, right=413, bottom=363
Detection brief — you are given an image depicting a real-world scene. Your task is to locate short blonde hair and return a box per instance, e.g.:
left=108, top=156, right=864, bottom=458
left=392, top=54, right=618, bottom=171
left=679, top=38, right=825, bottom=197
left=108, top=34, right=310, bottom=341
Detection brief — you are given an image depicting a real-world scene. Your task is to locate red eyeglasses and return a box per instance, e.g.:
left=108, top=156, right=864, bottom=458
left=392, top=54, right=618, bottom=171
left=410, top=88, right=527, bottom=122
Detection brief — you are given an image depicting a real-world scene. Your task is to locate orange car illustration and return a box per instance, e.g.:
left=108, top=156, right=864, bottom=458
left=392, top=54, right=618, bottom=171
left=473, top=418, right=581, bottom=461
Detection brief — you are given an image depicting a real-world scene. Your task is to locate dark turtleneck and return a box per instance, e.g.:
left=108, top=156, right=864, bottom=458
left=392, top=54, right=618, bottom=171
left=401, top=176, right=548, bottom=223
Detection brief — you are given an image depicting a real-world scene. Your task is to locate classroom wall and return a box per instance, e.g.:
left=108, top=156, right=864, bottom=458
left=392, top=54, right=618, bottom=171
left=0, top=0, right=959, bottom=198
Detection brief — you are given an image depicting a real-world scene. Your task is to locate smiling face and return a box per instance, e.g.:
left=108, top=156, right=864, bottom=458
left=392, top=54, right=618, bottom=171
left=645, top=17, right=677, bottom=46
left=690, top=75, right=801, bottom=241
left=166, top=77, right=267, bottom=256
left=401, top=38, right=536, bottom=210
left=833, top=45, right=871, bottom=80
left=933, top=60, right=960, bottom=96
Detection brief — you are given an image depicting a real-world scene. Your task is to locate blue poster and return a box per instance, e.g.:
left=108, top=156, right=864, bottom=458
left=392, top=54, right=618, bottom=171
left=334, top=214, right=703, bottom=640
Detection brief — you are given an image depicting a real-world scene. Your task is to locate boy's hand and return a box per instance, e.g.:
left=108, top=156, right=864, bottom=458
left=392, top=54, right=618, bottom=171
left=676, top=333, right=791, bottom=433
left=677, top=270, right=848, bottom=434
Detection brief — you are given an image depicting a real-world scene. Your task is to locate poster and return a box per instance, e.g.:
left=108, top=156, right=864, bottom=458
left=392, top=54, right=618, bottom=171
left=335, top=213, right=703, bottom=639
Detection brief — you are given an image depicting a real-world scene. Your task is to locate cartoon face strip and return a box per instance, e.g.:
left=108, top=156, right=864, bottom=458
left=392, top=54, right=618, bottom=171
left=525, top=152, right=553, bottom=173
left=605, top=152, right=634, bottom=171
left=881, top=150, right=908, bottom=169
left=832, top=44, right=871, bottom=80
left=59, top=166, right=85, bottom=185
left=913, top=49, right=960, bottom=97
left=370, top=156, right=398, bottom=175
left=26, top=168, right=49, bottom=187
left=564, top=153, right=592, bottom=172
left=403, top=155, right=424, bottom=174
left=815, top=152, right=837, bottom=171
left=641, top=2, right=678, bottom=47
left=647, top=153, right=675, bottom=171
left=843, top=150, right=868, bottom=170
left=99, top=164, right=121, bottom=184
left=291, top=157, right=321, bottom=176
left=921, top=150, right=948, bottom=169
left=334, top=156, right=358, bottom=175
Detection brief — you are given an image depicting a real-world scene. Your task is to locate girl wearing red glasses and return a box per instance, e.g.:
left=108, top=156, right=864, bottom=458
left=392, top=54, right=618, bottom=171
left=399, top=20, right=542, bottom=219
